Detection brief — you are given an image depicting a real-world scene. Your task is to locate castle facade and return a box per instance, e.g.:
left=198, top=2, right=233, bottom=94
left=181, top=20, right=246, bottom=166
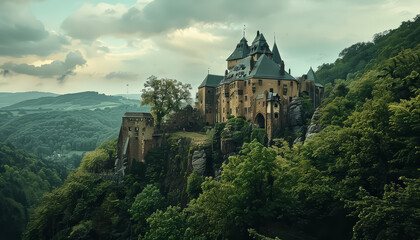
left=195, top=31, right=324, bottom=140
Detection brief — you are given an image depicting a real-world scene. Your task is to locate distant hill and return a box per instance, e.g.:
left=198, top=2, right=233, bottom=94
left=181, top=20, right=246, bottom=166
left=2, top=91, right=139, bottom=111
left=0, top=91, right=58, bottom=108
left=114, top=93, right=142, bottom=100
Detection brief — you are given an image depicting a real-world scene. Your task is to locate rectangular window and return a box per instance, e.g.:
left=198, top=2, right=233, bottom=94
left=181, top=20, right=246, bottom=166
left=270, top=88, right=273, bottom=93
left=278, top=80, right=281, bottom=86
left=252, top=87, right=256, bottom=93
left=283, top=84, right=288, bottom=95
left=248, top=80, right=251, bottom=85
left=245, top=96, right=248, bottom=101
left=258, top=79, right=263, bottom=86
left=291, top=81, right=293, bottom=87
left=244, top=81, right=247, bottom=87
left=238, top=90, right=243, bottom=95
left=244, top=108, right=247, bottom=113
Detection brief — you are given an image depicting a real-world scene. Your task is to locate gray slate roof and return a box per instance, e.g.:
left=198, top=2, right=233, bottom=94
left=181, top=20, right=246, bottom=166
left=249, top=54, right=295, bottom=81
left=199, top=74, right=224, bottom=88
left=220, top=56, right=252, bottom=84
left=220, top=54, right=296, bottom=85
left=226, top=37, right=250, bottom=61
left=249, top=32, right=272, bottom=56
left=315, top=83, right=324, bottom=88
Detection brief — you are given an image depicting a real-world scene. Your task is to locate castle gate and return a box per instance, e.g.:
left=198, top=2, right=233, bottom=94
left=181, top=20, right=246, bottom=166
left=255, top=113, right=265, bottom=128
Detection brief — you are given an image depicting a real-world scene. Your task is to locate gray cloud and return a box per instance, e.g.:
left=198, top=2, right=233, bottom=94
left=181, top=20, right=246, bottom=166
left=0, top=51, right=86, bottom=82
left=61, top=0, right=284, bottom=40
left=105, top=71, right=139, bottom=80
left=0, top=1, right=68, bottom=56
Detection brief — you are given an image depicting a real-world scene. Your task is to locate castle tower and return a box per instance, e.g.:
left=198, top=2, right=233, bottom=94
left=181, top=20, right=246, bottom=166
left=117, top=112, right=158, bottom=171
left=300, top=67, right=324, bottom=107
left=249, top=31, right=272, bottom=61
left=196, top=74, right=223, bottom=125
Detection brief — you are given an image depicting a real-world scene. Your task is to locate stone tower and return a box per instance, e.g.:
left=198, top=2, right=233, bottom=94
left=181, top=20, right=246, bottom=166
left=117, top=112, right=159, bottom=172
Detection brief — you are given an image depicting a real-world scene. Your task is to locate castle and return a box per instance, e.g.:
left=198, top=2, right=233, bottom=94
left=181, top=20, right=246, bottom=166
left=195, top=31, right=324, bottom=140
left=117, top=31, right=324, bottom=169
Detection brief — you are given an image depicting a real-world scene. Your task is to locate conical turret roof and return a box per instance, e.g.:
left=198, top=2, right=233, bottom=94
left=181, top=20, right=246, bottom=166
left=272, top=42, right=282, bottom=64
left=306, top=67, right=317, bottom=81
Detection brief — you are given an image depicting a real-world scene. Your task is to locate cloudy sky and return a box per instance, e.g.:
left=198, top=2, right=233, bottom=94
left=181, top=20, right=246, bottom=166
left=0, top=0, right=419, bottom=95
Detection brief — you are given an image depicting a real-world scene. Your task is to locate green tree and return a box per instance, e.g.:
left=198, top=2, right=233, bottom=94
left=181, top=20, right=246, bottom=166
left=187, top=140, right=280, bottom=239
left=141, top=76, right=192, bottom=129
left=129, top=184, right=165, bottom=236
left=144, top=206, right=202, bottom=240
left=348, top=177, right=420, bottom=240
left=186, top=172, right=204, bottom=199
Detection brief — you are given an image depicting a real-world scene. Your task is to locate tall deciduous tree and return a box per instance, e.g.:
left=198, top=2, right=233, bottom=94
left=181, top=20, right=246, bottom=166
left=141, top=76, right=192, bottom=129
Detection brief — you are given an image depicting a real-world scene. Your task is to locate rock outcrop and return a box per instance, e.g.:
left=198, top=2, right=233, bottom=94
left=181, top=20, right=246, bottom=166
left=288, top=97, right=306, bottom=144
left=191, top=149, right=207, bottom=175
left=305, top=107, right=322, bottom=141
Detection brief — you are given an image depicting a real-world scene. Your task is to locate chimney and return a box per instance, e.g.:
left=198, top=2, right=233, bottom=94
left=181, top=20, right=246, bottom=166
left=280, top=60, right=285, bottom=75
left=257, top=30, right=260, bottom=36
left=225, top=69, right=228, bottom=76
left=289, top=68, right=291, bottom=75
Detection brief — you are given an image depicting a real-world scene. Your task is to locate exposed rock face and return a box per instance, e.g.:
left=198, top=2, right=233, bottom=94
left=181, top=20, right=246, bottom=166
left=288, top=98, right=306, bottom=143
left=221, top=138, right=235, bottom=155
left=191, top=149, right=206, bottom=175
left=305, top=107, right=322, bottom=140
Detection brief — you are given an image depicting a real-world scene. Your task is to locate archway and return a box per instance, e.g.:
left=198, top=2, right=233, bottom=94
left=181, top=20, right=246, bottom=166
left=255, top=113, right=265, bottom=128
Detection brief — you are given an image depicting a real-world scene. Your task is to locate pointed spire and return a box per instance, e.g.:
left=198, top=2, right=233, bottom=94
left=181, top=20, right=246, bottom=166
left=306, top=67, right=317, bottom=81
left=272, top=41, right=282, bottom=64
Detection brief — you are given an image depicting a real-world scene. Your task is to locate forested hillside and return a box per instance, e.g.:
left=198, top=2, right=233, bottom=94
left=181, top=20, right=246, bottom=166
left=23, top=17, right=420, bottom=240
left=316, top=15, right=420, bottom=86
left=0, top=143, right=65, bottom=240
